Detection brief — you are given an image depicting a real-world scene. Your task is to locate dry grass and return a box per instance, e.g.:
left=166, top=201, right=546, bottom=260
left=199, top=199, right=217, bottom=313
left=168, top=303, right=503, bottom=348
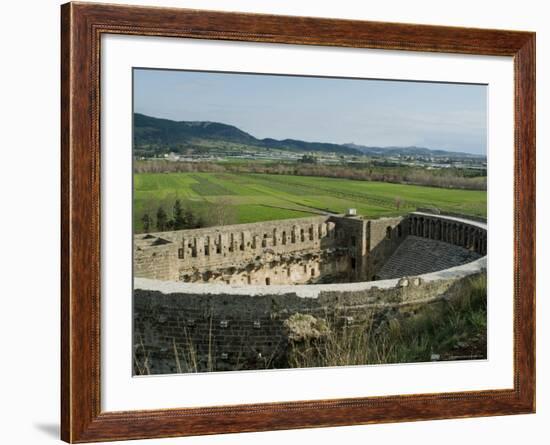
left=288, top=274, right=487, bottom=368
left=133, top=274, right=487, bottom=374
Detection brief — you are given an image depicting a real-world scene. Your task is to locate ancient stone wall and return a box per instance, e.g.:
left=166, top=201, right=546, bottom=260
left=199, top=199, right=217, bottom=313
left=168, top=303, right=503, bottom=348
left=134, top=257, right=486, bottom=374
left=134, top=212, right=486, bottom=286
left=134, top=242, right=178, bottom=281
left=408, top=212, right=487, bottom=255
left=133, top=212, right=487, bottom=375
left=134, top=215, right=365, bottom=285
left=366, top=216, right=408, bottom=280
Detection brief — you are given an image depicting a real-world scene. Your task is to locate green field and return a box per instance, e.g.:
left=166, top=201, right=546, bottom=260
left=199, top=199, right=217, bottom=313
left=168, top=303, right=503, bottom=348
left=134, top=172, right=487, bottom=230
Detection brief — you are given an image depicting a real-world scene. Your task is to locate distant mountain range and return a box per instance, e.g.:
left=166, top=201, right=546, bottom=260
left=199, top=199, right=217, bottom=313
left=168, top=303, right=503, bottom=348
left=342, top=143, right=484, bottom=159
left=134, top=113, right=485, bottom=159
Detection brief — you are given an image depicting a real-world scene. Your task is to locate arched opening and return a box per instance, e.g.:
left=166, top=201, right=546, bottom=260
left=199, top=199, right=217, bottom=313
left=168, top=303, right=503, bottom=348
left=386, top=226, right=392, bottom=240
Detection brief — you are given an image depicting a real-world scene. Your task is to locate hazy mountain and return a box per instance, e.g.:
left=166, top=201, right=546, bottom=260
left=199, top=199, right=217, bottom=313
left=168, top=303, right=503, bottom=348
left=343, top=143, right=485, bottom=159
left=134, top=113, right=359, bottom=155
left=134, top=113, right=484, bottom=159
left=134, top=113, right=258, bottom=146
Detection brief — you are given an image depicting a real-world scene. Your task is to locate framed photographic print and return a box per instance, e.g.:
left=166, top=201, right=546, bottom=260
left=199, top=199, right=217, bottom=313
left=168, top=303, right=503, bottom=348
left=61, top=2, right=535, bottom=442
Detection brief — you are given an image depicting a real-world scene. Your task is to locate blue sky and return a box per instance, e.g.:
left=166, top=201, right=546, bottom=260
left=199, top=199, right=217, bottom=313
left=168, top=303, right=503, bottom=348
left=134, top=68, right=487, bottom=155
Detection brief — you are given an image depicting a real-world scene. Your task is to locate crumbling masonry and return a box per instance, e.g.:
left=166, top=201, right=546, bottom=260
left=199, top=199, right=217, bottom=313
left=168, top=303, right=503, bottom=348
left=134, top=212, right=486, bottom=285
left=133, top=211, right=487, bottom=374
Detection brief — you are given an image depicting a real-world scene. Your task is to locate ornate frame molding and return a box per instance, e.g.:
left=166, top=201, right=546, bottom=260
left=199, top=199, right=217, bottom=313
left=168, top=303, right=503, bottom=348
left=61, top=2, right=535, bottom=442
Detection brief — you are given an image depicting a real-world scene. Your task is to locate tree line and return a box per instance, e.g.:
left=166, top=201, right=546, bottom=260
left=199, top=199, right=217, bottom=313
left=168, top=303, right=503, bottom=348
left=138, top=198, right=237, bottom=234
left=140, top=199, right=205, bottom=233
left=134, top=159, right=486, bottom=191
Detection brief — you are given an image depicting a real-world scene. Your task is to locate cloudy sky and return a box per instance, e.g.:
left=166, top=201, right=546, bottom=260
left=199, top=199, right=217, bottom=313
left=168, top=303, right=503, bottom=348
left=134, top=68, right=487, bottom=155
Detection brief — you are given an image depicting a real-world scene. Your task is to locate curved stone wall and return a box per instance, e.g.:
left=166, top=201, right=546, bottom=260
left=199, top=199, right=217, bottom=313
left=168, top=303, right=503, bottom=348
left=133, top=212, right=487, bottom=374
left=407, top=212, right=487, bottom=255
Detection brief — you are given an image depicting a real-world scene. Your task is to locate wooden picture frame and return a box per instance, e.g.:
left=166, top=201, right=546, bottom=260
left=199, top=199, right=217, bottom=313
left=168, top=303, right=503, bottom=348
left=61, top=2, right=535, bottom=442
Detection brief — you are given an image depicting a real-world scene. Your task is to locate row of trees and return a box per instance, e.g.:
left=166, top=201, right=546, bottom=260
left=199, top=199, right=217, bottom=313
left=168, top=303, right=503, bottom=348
left=138, top=199, right=238, bottom=233
left=141, top=200, right=205, bottom=233
left=134, top=159, right=486, bottom=191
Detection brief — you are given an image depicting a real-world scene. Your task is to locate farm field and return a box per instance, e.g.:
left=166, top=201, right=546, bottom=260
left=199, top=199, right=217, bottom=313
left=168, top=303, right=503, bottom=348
left=133, top=172, right=487, bottom=230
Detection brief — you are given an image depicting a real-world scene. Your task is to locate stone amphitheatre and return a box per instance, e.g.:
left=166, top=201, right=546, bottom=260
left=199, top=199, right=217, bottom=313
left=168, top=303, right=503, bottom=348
left=134, top=210, right=487, bottom=374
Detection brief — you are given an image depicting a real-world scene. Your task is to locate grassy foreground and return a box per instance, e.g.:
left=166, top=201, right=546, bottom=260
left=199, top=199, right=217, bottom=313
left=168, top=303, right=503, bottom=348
left=134, top=274, right=487, bottom=374
left=134, top=172, right=487, bottom=231
left=288, top=274, right=487, bottom=368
